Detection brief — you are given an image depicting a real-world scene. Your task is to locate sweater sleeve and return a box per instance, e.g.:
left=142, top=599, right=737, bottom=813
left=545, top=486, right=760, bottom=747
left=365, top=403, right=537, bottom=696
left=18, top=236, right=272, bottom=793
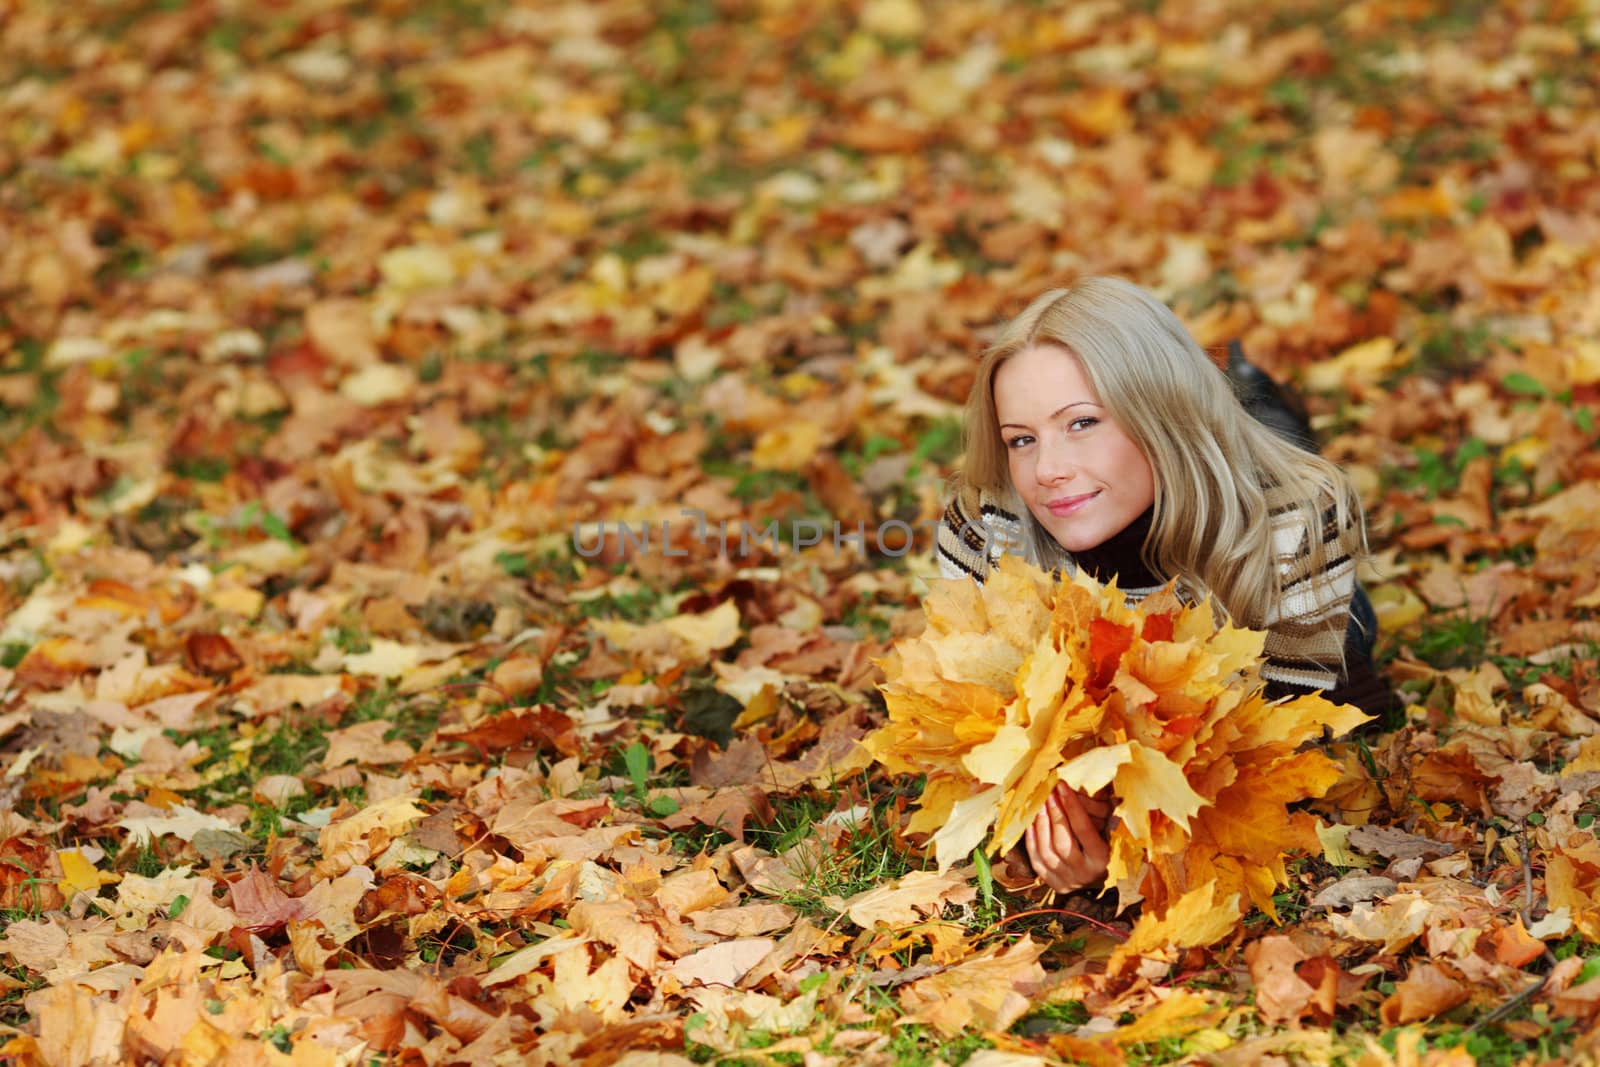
left=1258, top=497, right=1356, bottom=693
left=935, top=490, right=1027, bottom=582
left=1258, top=495, right=1397, bottom=716
left=936, top=492, right=993, bottom=582
left=1263, top=630, right=1401, bottom=717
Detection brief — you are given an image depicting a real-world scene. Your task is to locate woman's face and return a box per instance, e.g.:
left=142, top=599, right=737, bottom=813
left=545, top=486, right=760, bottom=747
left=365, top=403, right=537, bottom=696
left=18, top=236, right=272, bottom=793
left=993, top=343, right=1156, bottom=554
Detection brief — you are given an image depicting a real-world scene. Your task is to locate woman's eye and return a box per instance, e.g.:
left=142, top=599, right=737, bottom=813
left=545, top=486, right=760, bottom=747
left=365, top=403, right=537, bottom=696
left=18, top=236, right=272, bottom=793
left=1069, top=417, right=1099, bottom=432
left=1005, top=435, right=1033, bottom=449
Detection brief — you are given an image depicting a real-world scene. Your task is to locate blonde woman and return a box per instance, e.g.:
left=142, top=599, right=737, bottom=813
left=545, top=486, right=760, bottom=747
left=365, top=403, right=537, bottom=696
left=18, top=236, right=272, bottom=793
left=936, top=276, right=1395, bottom=893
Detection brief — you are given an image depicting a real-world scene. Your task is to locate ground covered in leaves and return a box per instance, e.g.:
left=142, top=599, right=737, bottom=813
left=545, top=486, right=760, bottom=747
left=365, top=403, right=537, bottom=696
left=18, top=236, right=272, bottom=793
left=2, top=0, right=1600, bottom=1064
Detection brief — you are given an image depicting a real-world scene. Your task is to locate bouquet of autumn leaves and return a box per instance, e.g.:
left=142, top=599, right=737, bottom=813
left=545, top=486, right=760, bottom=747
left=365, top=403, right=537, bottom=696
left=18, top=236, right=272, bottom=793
left=865, top=556, right=1370, bottom=961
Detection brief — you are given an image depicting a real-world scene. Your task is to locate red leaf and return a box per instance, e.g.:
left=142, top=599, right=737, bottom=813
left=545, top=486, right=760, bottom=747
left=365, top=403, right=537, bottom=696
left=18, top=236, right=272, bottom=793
left=356, top=874, right=442, bottom=924
left=441, top=706, right=581, bottom=760
left=1141, top=612, right=1175, bottom=643
left=1088, top=617, right=1135, bottom=689
left=186, top=633, right=244, bottom=676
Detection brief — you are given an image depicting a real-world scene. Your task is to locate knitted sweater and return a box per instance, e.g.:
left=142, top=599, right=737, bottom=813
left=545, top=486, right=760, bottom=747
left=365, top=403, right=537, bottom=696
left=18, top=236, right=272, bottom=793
left=935, top=488, right=1398, bottom=716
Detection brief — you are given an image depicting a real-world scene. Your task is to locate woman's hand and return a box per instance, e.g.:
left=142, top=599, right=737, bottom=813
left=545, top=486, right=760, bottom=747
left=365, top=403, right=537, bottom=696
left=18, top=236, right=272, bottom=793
left=1023, top=782, right=1112, bottom=894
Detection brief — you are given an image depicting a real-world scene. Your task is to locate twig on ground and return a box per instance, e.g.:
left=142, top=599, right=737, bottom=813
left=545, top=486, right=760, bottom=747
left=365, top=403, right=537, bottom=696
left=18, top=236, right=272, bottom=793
left=1468, top=816, right=1554, bottom=1034
left=1520, top=814, right=1536, bottom=927
left=1469, top=948, right=1558, bottom=1033
left=989, top=906, right=1128, bottom=942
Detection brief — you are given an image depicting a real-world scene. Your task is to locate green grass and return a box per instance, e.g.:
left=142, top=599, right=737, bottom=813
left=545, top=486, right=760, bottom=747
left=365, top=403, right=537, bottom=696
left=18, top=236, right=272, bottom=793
left=684, top=994, right=1003, bottom=1066
left=571, top=588, right=663, bottom=623
left=1411, top=320, right=1494, bottom=379
left=1402, top=611, right=1491, bottom=670
left=1386, top=1015, right=1579, bottom=1067
left=181, top=713, right=330, bottom=801
left=0, top=855, right=53, bottom=920
left=878, top=1027, right=996, bottom=1065
left=170, top=455, right=230, bottom=482
left=0, top=960, right=45, bottom=1030
left=0, top=338, right=60, bottom=432
left=1011, top=998, right=1091, bottom=1037
left=1125, top=1035, right=1193, bottom=1064
left=745, top=792, right=925, bottom=921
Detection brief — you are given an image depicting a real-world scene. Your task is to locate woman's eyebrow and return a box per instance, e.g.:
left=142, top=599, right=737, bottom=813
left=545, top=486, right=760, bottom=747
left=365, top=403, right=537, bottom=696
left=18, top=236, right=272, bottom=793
left=1000, top=401, right=1099, bottom=429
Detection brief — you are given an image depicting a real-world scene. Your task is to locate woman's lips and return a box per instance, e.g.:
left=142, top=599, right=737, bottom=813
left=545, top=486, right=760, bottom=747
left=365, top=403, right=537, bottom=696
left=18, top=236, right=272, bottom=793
left=1046, top=491, right=1098, bottom=516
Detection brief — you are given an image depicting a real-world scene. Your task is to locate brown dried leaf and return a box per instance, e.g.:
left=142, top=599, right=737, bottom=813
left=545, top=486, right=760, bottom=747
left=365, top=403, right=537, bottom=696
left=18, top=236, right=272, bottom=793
left=1379, top=962, right=1469, bottom=1026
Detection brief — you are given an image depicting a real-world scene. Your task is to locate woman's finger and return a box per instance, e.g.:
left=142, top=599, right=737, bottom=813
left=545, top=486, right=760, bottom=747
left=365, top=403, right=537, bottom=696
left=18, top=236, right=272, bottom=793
left=1052, top=781, right=1111, bottom=822
left=1059, top=789, right=1110, bottom=865
left=1046, top=791, right=1078, bottom=863
left=1025, top=811, right=1054, bottom=870
left=1060, top=781, right=1111, bottom=820
left=1028, top=792, right=1108, bottom=894
left=1028, top=805, right=1076, bottom=891
left=1051, top=794, right=1093, bottom=868
left=1079, top=793, right=1113, bottom=820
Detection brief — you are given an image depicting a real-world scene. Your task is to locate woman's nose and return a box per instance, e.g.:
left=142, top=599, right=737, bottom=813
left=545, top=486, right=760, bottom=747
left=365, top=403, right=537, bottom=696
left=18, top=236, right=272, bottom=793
left=1034, top=438, right=1073, bottom=484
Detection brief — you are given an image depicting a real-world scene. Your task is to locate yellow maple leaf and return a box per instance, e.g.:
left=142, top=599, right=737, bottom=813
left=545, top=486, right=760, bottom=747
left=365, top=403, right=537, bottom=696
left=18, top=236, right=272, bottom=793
left=1113, top=742, right=1207, bottom=840
left=928, top=785, right=1004, bottom=874
left=56, top=849, right=118, bottom=898
left=897, top=937, right=1048, bottom=1036
left=1546, top=851, right=1600, bottom=941
left=962, top=723, right=1032, bottom=786
left=1058, top=742, right=1135, bottom=796
left=1108, top=989, right=1227, bottom=1047
left=1111, top=881, right=1241, bottom=970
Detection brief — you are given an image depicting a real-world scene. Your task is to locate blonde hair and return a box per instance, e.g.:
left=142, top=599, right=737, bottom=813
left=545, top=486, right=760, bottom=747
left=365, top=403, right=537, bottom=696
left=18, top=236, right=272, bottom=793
left=958, top=276, right=1364, bottom=631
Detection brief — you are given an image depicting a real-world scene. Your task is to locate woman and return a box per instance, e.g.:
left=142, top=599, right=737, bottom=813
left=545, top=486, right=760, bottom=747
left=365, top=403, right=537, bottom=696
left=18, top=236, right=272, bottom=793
left=935, top=276, right=1397, bottom=894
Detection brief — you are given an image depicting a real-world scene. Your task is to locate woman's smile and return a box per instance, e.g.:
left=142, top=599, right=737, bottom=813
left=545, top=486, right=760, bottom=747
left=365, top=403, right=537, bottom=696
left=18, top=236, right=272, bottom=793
left=1046, top=491, right=1099, bottom=516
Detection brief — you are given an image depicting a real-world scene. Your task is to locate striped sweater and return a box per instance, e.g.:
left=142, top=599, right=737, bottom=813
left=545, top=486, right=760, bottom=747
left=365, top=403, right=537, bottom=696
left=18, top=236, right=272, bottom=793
left=935, top=487, right=1394, bottom=714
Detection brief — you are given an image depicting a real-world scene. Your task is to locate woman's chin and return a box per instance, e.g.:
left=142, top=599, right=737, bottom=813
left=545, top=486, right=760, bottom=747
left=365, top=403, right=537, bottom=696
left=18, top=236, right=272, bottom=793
left=1033, top=515, right=1101, bottom=554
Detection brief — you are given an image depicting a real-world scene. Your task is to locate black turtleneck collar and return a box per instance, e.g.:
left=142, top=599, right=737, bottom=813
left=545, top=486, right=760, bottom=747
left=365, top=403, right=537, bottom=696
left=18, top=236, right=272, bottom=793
left=1070, top=505, right=1160, bottom=588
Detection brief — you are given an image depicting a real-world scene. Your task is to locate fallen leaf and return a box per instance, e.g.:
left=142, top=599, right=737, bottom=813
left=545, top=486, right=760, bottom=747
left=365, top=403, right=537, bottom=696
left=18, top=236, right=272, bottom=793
left=322, top=720, right=415, bottom=768
left=1379, top=962, right=1469, bottom=1025
left=1111, top=880, right=1243, bottom=970
left=897, top=938, right=1048, bottom=1036
left=116, top=805, right=238, bottom=846
left=1311, top=875, right=1400, bottom=910
left=1246, top=935, right=1315, bottom=1024
left=667, top=938, right=775, bottom=987
left=1346, top=826, right=1457, bottom=862
left=318, top=796, right=429, bottom=873
left=306, top=298, right=380, bottom=368
left=229, top=866, right=306, bottom=932
left=830, top=867, right=978, bottom=929
left=690, top=903, right=797, bottom=937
